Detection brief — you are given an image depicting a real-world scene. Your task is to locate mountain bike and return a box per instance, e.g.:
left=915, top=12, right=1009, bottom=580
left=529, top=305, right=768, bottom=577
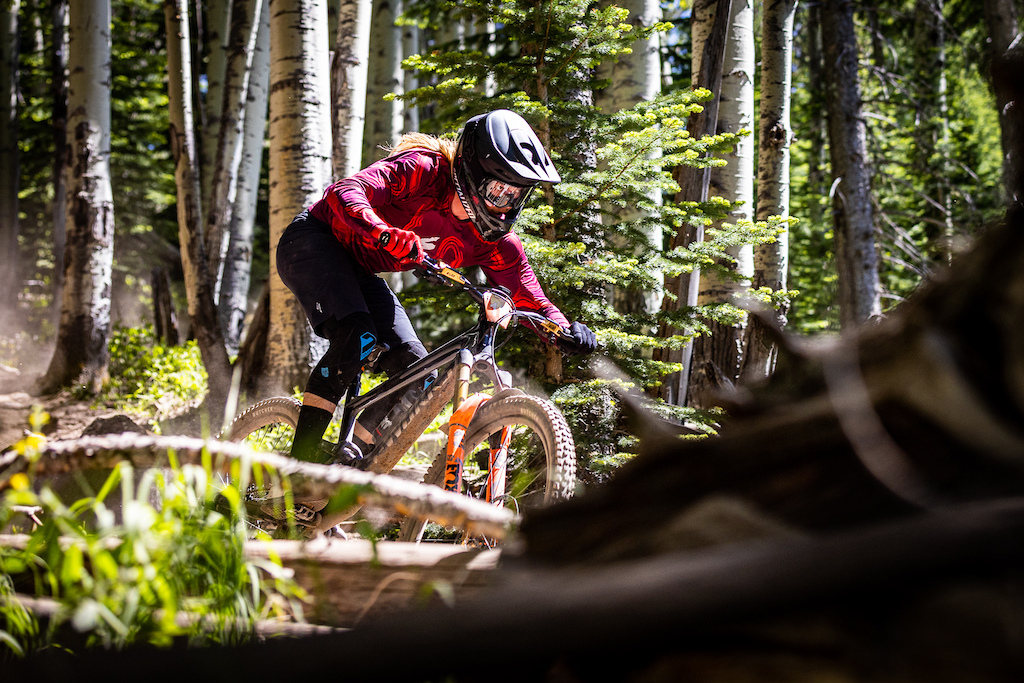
left=225, top=256, right=578, bottom=540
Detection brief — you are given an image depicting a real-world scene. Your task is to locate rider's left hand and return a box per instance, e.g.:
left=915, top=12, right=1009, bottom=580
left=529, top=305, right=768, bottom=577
left=557, top=321, right=597, bottom=355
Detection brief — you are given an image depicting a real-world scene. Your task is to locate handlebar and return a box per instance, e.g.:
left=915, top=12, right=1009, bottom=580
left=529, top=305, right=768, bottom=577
left=414, top=255, right=573, bottom=343
left=374, top=232, right=573, bottom=343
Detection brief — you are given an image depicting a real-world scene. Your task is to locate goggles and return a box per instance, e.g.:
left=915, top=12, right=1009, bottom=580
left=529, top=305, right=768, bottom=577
left=480, top=178, right=528, bottom=215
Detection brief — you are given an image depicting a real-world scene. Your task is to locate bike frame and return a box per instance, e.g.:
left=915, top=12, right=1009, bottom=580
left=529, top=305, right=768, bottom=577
left=332, top=257, right=568, bottom=505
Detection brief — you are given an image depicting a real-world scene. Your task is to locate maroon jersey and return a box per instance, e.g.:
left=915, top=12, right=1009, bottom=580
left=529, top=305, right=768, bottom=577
left=307, top=149, right=570, bottom=329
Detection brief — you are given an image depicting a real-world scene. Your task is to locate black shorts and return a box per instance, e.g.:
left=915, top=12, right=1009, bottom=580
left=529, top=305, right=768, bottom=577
left=276, top=210, right=424, bottom=361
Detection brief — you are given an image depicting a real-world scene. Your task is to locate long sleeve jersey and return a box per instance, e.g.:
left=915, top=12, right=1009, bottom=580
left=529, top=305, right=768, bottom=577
left=307, top=149, right=570, bottom=329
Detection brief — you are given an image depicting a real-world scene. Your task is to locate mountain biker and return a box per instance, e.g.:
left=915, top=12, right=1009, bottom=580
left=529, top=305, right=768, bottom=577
left=276, top=109, right=597, bottom=465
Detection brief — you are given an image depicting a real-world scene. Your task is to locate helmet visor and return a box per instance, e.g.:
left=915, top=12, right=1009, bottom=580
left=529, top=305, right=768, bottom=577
left=480, top=178, right=529, bottom=215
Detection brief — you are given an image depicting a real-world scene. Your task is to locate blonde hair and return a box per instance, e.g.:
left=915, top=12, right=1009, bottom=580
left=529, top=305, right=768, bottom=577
left=388, top=132, right=458, bottom=164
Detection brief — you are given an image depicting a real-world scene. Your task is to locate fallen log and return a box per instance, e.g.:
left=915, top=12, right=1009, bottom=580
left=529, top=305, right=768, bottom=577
left=6, top=592, right=340, bottom=638
left=7, top=497, right=1024, bottom=681
left=1, top=533, right=501, bottom=630
left=0, top=432, right=515, bottom=539
left=518, top=204, right=1024, bottom=565
left=246, top=538, right=500, bottom=627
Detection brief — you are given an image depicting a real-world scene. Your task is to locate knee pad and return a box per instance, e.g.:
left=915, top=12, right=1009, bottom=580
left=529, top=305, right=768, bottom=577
left=305, top=313, right=377, bottom=401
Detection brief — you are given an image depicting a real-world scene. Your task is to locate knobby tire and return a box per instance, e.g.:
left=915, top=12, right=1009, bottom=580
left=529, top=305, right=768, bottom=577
left=223, top=371, right=456, bottom=535
left=396, top=393, right=576, bottom=543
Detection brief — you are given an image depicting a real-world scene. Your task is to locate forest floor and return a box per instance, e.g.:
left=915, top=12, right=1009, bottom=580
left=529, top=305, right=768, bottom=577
left=0, top=354, right=157, bottom=453
left=0, top=387, right=136, bottom=454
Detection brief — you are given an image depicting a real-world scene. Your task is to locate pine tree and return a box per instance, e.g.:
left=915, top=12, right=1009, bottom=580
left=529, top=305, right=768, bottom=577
left=398, top=0, right=777, bottom=470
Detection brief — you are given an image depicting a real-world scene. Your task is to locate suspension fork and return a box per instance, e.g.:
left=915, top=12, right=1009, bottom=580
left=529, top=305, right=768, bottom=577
left=443, top=348, right=513, bottom=505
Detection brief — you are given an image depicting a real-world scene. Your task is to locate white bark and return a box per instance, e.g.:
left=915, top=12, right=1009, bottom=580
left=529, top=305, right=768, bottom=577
left=206, top=0, right=265, bottom=297
left=688, top=0, right=754, bottom=405
left=40, top=0, right=114, bottom=393
left=702, top=0, right=754, bottom=290
left=220, top=0, right=270, bottom=353
left=164, top=0, right=233, bottom=406
left=201, top=0, right=231, bottom=214
left=742, top=0, right=796, bottom=381
left=331, top=0, right=372, bottom=179
left=267, top=0, right=334, bottom=394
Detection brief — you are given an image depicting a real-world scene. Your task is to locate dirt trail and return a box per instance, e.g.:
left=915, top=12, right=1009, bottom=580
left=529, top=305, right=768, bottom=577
left=0, top=390, right=128, bottom=453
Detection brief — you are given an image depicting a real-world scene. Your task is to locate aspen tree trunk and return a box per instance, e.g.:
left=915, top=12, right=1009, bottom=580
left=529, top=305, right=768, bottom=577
left=741, top=0, right=796, bottom=382
left=164, top=0, right=233, bottom=414
left=983, top=0, right=1021, bottom=204
left=687, top=0, right=754, bottom=408
left=0, top=0, right=19, bottom=314
left=654, top=0, right=732, bottom=406
left=821, top=0, right=880, bottom=329
left=50, top=0, right=68, bottom=303
left=267, top=0, right=333, bottom=395
left=201, top=0, right=231, bottom=214
left=912, top=0, right=953, bottom=263
left=331, top=0, right=372, bottom=180
left=219, top=0, right=270, bottom=353
left=38, top=0, right=115, bottom=394
left=205, top=0, right=264, bottom=296
left=362, top=0, right=404, bottom=166
left=598, top=0, right=663, bottom=318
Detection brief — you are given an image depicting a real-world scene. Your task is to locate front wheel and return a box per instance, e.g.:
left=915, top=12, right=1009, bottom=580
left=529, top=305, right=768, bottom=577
left=397, top=393, right=576, bottom=543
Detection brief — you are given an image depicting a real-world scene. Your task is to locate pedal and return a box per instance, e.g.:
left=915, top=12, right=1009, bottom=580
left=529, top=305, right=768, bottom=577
left=257, top=498, right=325, bottom=527
left=292, top=504, right=321, bottom=525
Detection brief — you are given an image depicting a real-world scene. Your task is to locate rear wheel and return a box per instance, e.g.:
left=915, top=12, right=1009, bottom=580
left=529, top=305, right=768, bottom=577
left=396, top=393, right=576, bottom=543
left=225, top=396, right=301, bottom=452
left=221, top=397, right=314, bottom=536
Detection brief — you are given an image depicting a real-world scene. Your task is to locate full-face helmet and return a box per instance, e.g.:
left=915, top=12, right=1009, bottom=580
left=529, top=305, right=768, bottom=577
left=452, top=110, right=561, bottom=242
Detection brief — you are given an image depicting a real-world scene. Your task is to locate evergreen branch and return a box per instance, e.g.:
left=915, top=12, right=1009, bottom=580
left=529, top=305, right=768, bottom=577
left=553, top=133, right=664, bottom=229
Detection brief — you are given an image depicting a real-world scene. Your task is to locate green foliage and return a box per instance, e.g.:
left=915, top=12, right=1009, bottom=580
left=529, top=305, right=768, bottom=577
left=1, top=441, right=307, bottom=657
left=393, top=0, right=788, bottom=477
left=98, top=325, right=208, bottom=420
left=550, top=379, right=630, bottom=483
left=786, top=1, right=1008, bottom=332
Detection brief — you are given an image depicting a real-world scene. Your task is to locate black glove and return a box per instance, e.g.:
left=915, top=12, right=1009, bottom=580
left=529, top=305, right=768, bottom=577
left=557, top=321, right=597, bottom=355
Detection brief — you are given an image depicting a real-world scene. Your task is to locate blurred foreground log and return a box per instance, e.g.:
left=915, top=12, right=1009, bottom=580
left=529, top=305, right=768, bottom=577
left=520, top=203, right=1024, bottom=564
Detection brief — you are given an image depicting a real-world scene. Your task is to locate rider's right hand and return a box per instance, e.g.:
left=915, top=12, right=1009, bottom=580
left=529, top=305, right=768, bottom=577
left=376, top=226, right=424, bottom=263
